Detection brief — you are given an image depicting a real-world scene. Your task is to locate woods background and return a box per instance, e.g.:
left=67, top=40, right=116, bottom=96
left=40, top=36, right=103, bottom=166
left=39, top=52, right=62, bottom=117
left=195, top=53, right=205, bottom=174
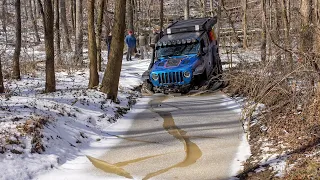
left=0, top=0, right=320, bottom=178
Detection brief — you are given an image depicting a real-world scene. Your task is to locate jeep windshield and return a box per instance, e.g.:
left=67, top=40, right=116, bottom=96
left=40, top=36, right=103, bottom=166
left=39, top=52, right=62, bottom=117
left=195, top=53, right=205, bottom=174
left=156, top=43, right=200, bottom=58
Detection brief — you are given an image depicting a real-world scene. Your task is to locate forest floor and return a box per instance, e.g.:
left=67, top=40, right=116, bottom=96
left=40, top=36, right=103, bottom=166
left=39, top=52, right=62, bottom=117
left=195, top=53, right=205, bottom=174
left=223, top=47, right=320, bottom=179
left=0, top=51, right=151, bottom=179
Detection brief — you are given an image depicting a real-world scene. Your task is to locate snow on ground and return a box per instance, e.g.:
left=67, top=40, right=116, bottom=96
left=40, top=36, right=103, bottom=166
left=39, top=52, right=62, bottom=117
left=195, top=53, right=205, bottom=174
left=0, top=54, right=150, bottom=180
left=35, top=97, right=151, bottom=180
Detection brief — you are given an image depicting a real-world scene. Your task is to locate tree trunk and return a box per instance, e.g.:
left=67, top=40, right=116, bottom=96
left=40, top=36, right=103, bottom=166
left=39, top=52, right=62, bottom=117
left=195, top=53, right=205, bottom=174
left=160, top=0, right=163, bottom=31
left=24, top=1, right=28, bottom=21
left=221, top=0, right=242, bottom=44
left=300, top=0, right=313, bottom=56
left=55, top=0, right=61, bottom=64
left=2, top=0, right=7, bottom=43
left=242, top=0, right=248, bottom=49
left=0, top=57, right=3, bottom=93
left=268, top=0, right=272, bottom=61
left=40, top=0, right=56, bottom=92
left=184, top=0, right=189, bottom=20
left=60, top=0, right=72, bottom=51
left=74, top=0, right=83, bottom=64
left=13, top=0, right=21, bottom=80
left=29, top=0, right=40, bottom=43
left=70, top=0, right=76, bottom=33
left=274, top=0, right=282, bottom=65
left=101, top=0, right=126, bottom=101
left=127, top=0, right=134, bottom=32
left=88, top=0, right=99, bottom=89
left=201, top=0, right=206, bottom=17
left=281, top=0, right=293, bottom=71
left=313, top=0, right=320, bottom=55
left=261, top=0, right=267, bottom=63
left=97, top=0, right=105, bottom=72
left=210, top=0, right=215, bottom=17
left=216, top=0, right=222, bottom=44
left=133, top=0, right=139, bottom=35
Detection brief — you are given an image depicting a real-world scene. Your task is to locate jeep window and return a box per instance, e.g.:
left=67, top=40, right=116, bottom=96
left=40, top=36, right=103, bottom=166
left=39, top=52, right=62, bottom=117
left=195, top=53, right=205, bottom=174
left=156, top=43, right=200, bottom=58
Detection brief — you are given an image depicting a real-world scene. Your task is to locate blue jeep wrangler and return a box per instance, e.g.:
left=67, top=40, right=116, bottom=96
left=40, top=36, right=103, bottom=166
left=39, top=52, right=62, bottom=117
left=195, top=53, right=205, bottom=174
left=142, top=17, right=222, bottom=94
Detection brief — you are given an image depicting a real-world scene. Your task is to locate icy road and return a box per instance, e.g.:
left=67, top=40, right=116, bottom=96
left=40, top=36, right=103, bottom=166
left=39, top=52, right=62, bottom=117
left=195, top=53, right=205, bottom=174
left=37, top=90, right=248, bottom=180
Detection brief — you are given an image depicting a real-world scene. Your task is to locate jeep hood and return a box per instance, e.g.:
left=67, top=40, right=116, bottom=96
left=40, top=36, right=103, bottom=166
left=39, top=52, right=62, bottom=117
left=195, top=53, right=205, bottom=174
left=151, top=54, right=200, bottom=71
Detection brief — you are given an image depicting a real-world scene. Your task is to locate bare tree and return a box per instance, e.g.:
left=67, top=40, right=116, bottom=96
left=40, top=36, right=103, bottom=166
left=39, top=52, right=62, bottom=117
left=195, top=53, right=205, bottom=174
left=70, top=0, right=76, bottom=33
left=210, top=0, right=214, bottom=17
left=2, top=0, right=8, bottom=43
left=88, top=0, right=99, bottom=89
left=184, top=0, right=189, bottom=20
left=60, top=0, right=72, bottom=51
left=55, top=0, right=61, bottom=64
left=281, top=0, right=293, bottom=70
left=0, top=56, right=4, bottom=93
left=261, top=0, right=267, bottom=63
left=201, top=0, right=206, bottom=17
left=274, top=0, right=282, bottom=66
left=39, top=0, right=56, bottom=92
left=97, top=0, right=105, bottom=71
left=101, top=0, right=126, bottom=101
left=127, top=0, right=134, bottom=32
left=160, top=0, right=163, bottom=31
left=242, top=0, right=248, bottom=49
left=12, top=0, right=21, bottom=80
left=29, top=0, right=40, bottom=43
left=216, top=0, right=222, bottom=43
left=74, top=0, right=83, bottom=64
left=313, top=0, right=320, bottom=56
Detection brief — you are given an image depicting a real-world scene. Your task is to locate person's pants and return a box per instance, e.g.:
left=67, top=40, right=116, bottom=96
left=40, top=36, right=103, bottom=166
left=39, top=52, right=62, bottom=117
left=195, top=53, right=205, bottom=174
left=126, top=47, right=134, bottom=61
left=140, top=46, right=148, bottom=59
left=107, top=44, right=111, bottom=59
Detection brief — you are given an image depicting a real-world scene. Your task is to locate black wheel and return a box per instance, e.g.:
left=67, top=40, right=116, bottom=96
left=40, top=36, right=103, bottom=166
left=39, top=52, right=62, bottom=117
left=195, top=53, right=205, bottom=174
left=141, top=81, right=154, bottom=95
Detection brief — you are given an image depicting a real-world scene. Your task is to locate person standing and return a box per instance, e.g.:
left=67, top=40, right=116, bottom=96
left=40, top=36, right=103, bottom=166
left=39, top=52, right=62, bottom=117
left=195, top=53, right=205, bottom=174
left=125, top=30, right=136, bottom=61
left=138, top=33, right=148, bottom=59
left=106, top=33, right=112, bottom=59
left=148, top=29, right=161, bottom=69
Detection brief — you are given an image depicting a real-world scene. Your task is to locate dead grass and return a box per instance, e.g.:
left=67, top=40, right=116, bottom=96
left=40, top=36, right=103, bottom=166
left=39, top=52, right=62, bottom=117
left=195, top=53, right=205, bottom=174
left=224, top=59, right=320, bottom=179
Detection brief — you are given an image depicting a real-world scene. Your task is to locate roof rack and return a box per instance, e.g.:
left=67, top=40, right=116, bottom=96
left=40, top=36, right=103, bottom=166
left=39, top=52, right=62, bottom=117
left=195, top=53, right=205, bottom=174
left=164, top=16, right=217, bottom=35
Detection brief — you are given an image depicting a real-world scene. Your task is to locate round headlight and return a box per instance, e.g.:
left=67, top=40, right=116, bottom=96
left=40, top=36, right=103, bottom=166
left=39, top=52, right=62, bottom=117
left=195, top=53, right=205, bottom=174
left=151, top=73, right=159, bottom=80
left=183, top=71, right=191, bottom=78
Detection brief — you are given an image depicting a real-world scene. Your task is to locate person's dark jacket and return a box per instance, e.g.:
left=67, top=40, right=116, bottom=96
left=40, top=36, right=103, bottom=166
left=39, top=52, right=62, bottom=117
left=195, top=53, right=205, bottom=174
left=106, top=35, right=112, bottom=45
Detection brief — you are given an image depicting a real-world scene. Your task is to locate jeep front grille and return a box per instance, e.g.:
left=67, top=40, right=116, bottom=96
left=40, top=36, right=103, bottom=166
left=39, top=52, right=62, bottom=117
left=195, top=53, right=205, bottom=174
left=158, top=72, right=184, bottom=84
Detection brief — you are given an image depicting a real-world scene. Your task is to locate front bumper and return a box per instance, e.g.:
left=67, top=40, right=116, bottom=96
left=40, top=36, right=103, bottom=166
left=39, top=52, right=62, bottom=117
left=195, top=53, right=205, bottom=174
left=153, top=84, right=191, bottom=93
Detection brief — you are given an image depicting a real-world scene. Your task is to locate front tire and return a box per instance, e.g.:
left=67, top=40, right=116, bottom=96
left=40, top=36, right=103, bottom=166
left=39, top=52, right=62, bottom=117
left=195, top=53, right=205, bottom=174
left=141, top=80, right=154, bottom=95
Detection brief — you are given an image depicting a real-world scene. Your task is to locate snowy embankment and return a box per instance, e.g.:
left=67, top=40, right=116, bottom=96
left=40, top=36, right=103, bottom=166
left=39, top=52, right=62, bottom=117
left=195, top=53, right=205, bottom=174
left=0, top=55, right=150, bottom=180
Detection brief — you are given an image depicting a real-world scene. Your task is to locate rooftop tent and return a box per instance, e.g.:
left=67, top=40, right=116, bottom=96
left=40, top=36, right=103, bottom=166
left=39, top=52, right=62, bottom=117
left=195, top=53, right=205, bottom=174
left=165, top=17, right=217, bottom=35
left=158, top=31, right=203, bottom=43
